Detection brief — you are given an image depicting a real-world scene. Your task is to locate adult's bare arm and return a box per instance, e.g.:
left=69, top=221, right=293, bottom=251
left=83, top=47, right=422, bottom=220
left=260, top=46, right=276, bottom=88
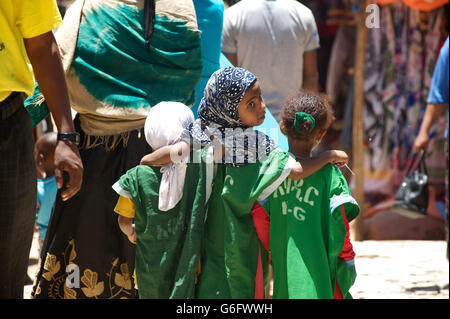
left=413, top=103, right=446, bottom=153
left=24, top=31, right=83, bottom=201
left=224, top=52, right=238, bottom=67
left=289, top=150, right=349, bottom=180
left=302, top=50, right=319, bottom=93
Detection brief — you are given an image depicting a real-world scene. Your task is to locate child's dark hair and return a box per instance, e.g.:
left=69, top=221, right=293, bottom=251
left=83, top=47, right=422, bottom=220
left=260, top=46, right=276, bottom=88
left=281, top=90, right=333, bottom=140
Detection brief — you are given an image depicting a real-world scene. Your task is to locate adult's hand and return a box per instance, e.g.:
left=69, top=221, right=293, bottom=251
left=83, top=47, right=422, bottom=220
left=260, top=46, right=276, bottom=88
left=24, top=31, right=84, bottom=200
left=412, top=103, right=446, bottom=154
left=413, top=131, right=430, bottom=154
left=54, top=140, right=83, bottom=201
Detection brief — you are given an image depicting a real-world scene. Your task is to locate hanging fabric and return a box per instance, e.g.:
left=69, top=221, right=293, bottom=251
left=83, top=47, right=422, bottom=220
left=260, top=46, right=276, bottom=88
left=361, top=2, right=446, bottom=197
left=377, top=0, right=448, bottom=11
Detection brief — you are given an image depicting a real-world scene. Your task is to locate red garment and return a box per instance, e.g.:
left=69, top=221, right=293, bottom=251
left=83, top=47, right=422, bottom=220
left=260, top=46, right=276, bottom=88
left=251, top=202, right=270, bottom=251
left=338, top=204, right=356, bottom=262
left=251, top=203, right=356, bottom=299
left=254, top=246, right=265, bottom=299
left=334, top=282, right=343, bottom=299
left=251, top=202, right=270, bottom=299
left=334, top=204, right=355, bottom=299
left=251, top=202, right=356, bottom=261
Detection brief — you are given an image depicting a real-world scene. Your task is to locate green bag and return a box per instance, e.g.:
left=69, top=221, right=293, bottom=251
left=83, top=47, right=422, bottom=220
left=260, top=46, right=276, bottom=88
left=24, top=84, right=50, bottom=127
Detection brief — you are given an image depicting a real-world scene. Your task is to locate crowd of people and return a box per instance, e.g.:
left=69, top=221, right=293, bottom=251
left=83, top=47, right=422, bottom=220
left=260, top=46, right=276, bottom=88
left=0, top=0, right=447, bottom=300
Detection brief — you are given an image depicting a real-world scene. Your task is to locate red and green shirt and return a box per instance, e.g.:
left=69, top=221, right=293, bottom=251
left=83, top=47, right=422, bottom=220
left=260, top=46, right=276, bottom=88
left=263, top=164, right=359, bottom=299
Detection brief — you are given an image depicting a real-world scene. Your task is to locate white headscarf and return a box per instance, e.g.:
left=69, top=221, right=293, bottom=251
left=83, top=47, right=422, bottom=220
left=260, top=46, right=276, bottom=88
left=145, top=102, right=193, bottom=211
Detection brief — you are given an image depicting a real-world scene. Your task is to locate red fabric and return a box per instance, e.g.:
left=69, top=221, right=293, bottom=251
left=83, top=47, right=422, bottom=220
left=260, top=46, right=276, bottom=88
left=377, top=0, right=447, bottom=11
left=251, top=203, right=356, bottom=298
left=338, top=204, right=355, bottom=262
left=251, top=203, right=270, bottom=299
left=334, top=282, right=343, bottom=299
left=254, top=246, right=265, bottom=299
left=333, top=205, right=355, bottom=299
left=251, top=202, right=270, bottom=251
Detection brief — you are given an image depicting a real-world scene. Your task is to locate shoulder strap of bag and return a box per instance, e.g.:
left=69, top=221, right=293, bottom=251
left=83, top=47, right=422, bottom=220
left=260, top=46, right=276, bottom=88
left=55, top=0, right=85, bottom=73
left=144, top=0, right=156, bottom=51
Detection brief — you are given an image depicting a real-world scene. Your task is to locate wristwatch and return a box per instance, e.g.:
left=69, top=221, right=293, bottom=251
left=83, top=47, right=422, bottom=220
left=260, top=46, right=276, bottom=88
left=57, top=132, right=81, bottom=146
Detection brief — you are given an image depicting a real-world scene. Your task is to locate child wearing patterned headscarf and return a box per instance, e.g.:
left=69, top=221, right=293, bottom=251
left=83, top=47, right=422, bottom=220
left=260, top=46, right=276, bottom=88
left=191, top=67, right=350, bottom=299
left=141, top=67, right=349, bottom=298
left=112, top=102, right=212, bottom=299
left=259, top=90, right=360, bottom=299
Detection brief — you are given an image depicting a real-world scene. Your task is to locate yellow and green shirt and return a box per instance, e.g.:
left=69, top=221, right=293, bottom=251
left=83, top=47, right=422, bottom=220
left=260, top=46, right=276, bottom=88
left=112, top=148, right=211, bottom=299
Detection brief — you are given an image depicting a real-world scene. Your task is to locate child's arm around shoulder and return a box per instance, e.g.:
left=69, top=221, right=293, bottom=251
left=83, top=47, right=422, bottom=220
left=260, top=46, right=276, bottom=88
left=140, top=141, right=191, bottom=166
left=289, top=150, right=349, bottom=180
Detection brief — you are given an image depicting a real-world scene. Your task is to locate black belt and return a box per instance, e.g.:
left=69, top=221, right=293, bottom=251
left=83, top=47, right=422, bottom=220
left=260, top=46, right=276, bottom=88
left=0, top=92, right=25, bottom=120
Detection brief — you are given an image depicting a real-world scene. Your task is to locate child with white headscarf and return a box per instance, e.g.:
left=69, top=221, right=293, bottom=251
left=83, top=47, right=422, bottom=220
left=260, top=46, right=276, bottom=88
left=112, top=101, right=212, bottom=299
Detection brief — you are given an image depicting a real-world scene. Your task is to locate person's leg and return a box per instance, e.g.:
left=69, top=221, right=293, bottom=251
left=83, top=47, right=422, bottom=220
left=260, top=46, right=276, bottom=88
left=0, top=93, right=37, bottom=298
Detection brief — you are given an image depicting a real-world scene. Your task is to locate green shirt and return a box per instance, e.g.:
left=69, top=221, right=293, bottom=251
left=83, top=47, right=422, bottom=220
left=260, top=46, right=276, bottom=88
left=264, top=164, right=359, bottom=299
left=114, top=150, right=210, bottom=299
left=196, top=148, right=296, bottom=298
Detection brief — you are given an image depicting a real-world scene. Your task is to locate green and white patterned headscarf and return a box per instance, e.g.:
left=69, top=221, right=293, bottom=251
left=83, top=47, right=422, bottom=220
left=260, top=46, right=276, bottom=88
left=25, top=0, right=202, bottom=140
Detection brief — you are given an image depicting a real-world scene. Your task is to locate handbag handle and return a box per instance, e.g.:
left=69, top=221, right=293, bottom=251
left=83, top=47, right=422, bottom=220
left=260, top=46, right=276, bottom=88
left=405, top=150, right=428, bottom=177
left=418, top=151, right=428, bottom=175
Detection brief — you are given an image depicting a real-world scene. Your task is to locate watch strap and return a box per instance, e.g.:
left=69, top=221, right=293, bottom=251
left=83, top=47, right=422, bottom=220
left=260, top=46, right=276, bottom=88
left=57, top=132, right=80, bottom=146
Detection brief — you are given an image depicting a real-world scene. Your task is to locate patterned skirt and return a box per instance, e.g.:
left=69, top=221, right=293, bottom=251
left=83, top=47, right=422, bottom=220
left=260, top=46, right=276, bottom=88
left=32, top=116, right=151, bottom=299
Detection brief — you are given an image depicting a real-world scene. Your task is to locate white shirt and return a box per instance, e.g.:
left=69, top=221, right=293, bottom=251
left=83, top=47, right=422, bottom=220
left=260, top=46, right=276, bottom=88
left=222, top=0, right=320, bottom=120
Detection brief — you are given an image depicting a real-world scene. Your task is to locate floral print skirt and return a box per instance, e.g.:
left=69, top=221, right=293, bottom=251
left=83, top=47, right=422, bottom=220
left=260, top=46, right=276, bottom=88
left=32, top=118, right=151, bottom=299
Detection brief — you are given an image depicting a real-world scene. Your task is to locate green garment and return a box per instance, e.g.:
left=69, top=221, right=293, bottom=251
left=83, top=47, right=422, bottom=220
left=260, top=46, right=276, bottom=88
left=24, top=0, right=202, bottom=131
left=114, top=151, right=209, bottom=299
left=196, top=149, right=295, bottom=299
left=264, top=164, right=360, bottom=299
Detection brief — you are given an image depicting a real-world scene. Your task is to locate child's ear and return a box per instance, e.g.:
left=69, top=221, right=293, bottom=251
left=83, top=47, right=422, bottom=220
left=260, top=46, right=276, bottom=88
left=279, top=121, right=288, bottom=136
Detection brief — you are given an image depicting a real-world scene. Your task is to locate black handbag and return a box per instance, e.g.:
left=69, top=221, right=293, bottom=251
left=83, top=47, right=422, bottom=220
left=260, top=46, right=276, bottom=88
left=392, top=150, right=429, bottom=219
